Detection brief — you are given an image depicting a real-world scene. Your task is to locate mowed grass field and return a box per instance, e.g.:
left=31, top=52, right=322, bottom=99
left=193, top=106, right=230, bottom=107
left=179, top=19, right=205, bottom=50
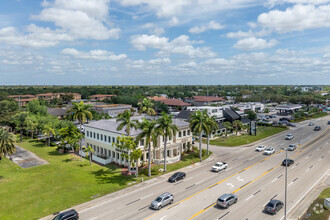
left=0, top=137, right=208, bottom=220
left=208, top=126, right=288, bottom=147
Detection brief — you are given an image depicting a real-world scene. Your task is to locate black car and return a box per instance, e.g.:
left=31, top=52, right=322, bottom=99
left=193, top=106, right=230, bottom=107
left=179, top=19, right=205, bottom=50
left=314, top=126, right=321, bottom=131
left=168, top=172, right=186, bottom=182
left=286, top=122, right=296, bottom=127
left=53, top=209, right=79, bottom=220
left=328, top=121, right=330, bottom=125
left=264, top=200, right=283, bottom=215
left=282, top=159, right=294, bottom=167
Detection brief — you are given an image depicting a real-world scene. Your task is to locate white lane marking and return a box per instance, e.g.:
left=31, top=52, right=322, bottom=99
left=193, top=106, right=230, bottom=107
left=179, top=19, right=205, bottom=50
left=236, top=176, right=244, bottom=182
left=246, top=195, right=253, bottom=201
left=160, top=215, right=167, bottom=220
left=288, top=182, right=294, bottom=187
left=281, top=169, right=330, bottom=220
left=318, top=158, right=322, bottom=161
left=89, top=218, right=97, bottom=220
left=226, top=168, right=232, bottom=171
left=272, top=178, right=277, bottom=183
left=305, top=156, right=309, bottom=159
left=316, top=148, right=320, bottom=151
left=291, top=166, right=295, bottom=170
left=226, top=183, right=234, bottom=189
left=195, top=180, right=204, bottom=185
left=305, top=168, right=310, bottom=173
left=140, top=194, right=153, bottom=200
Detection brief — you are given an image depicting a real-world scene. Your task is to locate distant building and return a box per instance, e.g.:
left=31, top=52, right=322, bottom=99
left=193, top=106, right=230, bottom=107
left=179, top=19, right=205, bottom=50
left=92, top=104, right=133, bottom=117
left=185, top=96, right=225, bottom=106
left=7, top=95, right=37, bottom=106
left=89, top=94, right=116, bottom=101
left=275, top=104, right=302, bottom=115
left=232, top=102, right=265, bottom=113
left=159, top=99, right=191, bottom=112
left=47, top=108, right=67, bottom=119
left=148, top=96, right=168, bottom=102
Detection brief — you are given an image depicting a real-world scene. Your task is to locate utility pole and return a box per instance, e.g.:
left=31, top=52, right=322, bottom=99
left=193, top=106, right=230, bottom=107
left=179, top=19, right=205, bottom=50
left=18, top=95, right=21, bottom=111
left=284, top=147, right=288, bottom=220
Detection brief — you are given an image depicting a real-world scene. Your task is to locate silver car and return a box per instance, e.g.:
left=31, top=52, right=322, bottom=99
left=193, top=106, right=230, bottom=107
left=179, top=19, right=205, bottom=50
left=287, top=144, right=296, bottom=151
left=217, top=193, right=237, bottom=208
left=150, top=192, right=174, bottom=210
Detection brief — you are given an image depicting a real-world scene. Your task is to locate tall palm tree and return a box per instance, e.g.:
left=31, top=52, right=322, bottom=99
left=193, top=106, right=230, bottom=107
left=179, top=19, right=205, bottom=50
left=136, top=118, right=157, bottom=177
left=204, top=114, right=218, bottom=155
left=0, top=129, right=16, bottom=161
left=24, top=115, right=37, bottom=139
left=137, top=98, right=156, bottom=116
left=157, top=112, right=178, bottom=172
left=223, top=121, right=233, bottom=137
left=67, top=101, right=93, bottom=132
left=43, top=125, right=55, bottom=146
left=12, top=112, right=28, bottom=143
left=189, top=110, right=209, bottom=162
left=116, top=110, right=137, bottom=175
left=84, top=145, right=95, bottom=166
left=233, top=120, right=243, bottom=135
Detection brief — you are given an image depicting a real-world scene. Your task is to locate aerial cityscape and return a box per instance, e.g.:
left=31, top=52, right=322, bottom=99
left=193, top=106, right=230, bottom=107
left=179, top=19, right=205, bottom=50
left=0, top=1, right=330, bottom=220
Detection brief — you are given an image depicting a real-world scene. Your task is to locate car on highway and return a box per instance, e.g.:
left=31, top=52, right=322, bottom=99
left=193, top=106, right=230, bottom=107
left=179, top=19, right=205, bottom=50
left=53, top=209, right=79, bottom=220
left=263, top=148, right=275, bottom=155
left=211, top=162, right=228, bottom=172
left=217, top=193, right=237, bottom=208
left=256, top=145, right=266, bottom=151
left=328, top=121, right=330, bottom=125
left=308, top=122, right=314, bottom=126
left=150, top=192, right=174, bottom=210
left=286, top=122, right=296, bottom=127
left=287, top=144, right=296, bottom=151
left=285, top=134, right=294, bottom=140
left=264, top=200, right=283, bottom=215
left=168, top=172, right=186, bottom=182
left=282, top=159, right=294, bottom=166
left=314, top=126, right=321, bottom=131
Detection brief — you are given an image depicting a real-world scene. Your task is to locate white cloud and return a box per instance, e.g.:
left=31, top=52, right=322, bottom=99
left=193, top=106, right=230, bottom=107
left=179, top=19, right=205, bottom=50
left=169, top=16, right=179, bottom=26
left=142, top=23, right=165, bottom=35
left=258, top=4, right=330, bottom=33
left=226, top=30, right=255, bottom=38
left=148, top=58, right=171, bottom=64
left=267, top=0, right=330, bottom=7
left=130, top=34, right=216, bottom=58
left=233, top=37, right=278, bottom=51
left=189, top=21, right=224, bottom=34
left=61, top=48, right=127, bottom=61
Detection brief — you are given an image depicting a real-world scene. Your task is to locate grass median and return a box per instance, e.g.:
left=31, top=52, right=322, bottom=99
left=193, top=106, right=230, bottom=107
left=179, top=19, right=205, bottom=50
left=303, top=187, right=330, bottom=220
left=0, top=137, right=210, bottom=220
left=206, top=126, right=288, bottom=147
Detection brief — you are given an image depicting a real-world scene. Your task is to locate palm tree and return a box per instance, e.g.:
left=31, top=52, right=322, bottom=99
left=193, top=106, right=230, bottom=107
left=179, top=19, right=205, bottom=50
left=24, top=115, right=37, bottom=139
left=136, top=118, right=157, bottom=177
left=12, top=112, right=28, bottom=142
left=43, top=125, right=55, bottom=146
left=84, top=145, right=95, bottom=166
left=157, top=112, right=178, bottom=172
left=204, top=114, right=218, bottom=155
left=131, top=148, right=143, bottom=177
left=233, top=120, right=243, bottom=135
left=189, top=110, right=209, bottom=162
left=137, top=98, right=156, bottom=116
left=67, top=101, right=93, bottom=132
left=0, top=129, right=16, bottom=161
left=223, top=121, right=233, bottom=137
left=116, top=110, right=137, bottom=175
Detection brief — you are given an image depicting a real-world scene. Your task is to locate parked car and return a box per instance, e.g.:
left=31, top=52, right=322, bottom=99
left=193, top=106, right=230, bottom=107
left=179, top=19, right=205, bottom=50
left=150, top=192, right=174, bottom=210
left=168, top=172, right=186, bottom=182
left=308, top=122, right=314, bottom=126
left=282, top=159, right=294, bottom=166
left=285, top=134, right=294, bottom=140
left=287, top=144, right=296, bottom=151
left=211, top=162, right=228, bottom=172
left=314, top=126, right=321, bottom=131
left=256, top=145, right=266, bottom=151
left=286, top=122, right=296, bottom=127
left=264, top=200, right=283, bottom=215
left=279, top=117, right=288, bottom=121
left=279, top=120, right=288, bottom=125
left=217, top=193, right=237, bottom=208
left=53, top=209, right=79, bottom=220
left=328, top=121, right=330, bottom=125
left=264, top=148, right=275, bottom=155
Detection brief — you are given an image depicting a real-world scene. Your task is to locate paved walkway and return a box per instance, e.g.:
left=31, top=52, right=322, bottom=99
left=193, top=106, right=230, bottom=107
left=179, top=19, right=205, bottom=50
left=10, top=145, right=48, bottom=168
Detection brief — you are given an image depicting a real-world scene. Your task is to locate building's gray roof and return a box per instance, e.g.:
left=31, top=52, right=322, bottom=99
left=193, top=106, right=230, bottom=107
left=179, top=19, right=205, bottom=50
left=175, top=110, right=194, bottom=121
left=47, top=108, right=67, bottom=117
left=85, top=116, right=190, bottom=136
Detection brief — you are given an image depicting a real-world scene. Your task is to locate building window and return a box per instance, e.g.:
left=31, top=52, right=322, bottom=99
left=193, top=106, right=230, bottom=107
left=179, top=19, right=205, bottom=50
left=101, top=148, right=103, bottom=154
left=187, top=130, right=190, bottom=135
left=167, top=150, right=170, bottom=157
left=100, top=134, right=103, bottom=141
left=112, top=151, right=115, bottom=158
left=93, top=132, right=95, bottom=139
left=97, top=133, right=99, bottom=140
left=104, top=135, right=106, bottom=142
left=140, top=139, right=144, bottom=146
left=179, top=132, right=181, bottom=137
left=97, top=146, right=99, bottom=152
left=86, top=131, right=89, bottom=137
left=108, top=150, right=111, bottom=156
left=108, top=136, right=111, bottom=143
left=117, top=153, right=119, bottom=160
left=183, top=131, right=186, bottom=136
left=112, top=137, right=115, bottom=143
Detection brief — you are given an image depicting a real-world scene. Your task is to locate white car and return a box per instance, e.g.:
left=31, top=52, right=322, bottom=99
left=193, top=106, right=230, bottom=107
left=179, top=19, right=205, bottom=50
left=285, top=134, right=294, bottom=140
left=256, top=145, right=266, bottom=151
left=211, top=162, right=228, bottom=172
left=263, top=148, right=275, bottom=155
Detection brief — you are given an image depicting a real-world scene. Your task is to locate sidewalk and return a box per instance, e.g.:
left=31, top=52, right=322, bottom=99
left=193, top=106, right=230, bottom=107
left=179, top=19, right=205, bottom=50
left=40, top=154, right=215, bottom=220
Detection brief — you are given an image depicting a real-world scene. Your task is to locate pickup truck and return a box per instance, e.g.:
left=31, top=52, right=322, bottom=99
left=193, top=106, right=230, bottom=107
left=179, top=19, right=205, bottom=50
left=211, top=162, right=228, bottom=172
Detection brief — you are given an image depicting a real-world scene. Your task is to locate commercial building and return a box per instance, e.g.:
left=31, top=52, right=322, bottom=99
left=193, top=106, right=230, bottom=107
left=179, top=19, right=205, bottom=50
left=92, top=104, right=134, bottom=117
left=83, top=116, right=192, bottom=166
left=89, top=94, right=116, bottom=101
left=185, top=96, right=225, bottom=106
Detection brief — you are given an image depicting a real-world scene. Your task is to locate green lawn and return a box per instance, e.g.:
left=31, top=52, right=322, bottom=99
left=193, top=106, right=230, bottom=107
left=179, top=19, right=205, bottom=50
left=207, top=126, right=288, bottom=147
left=303, top=187, right=330, bottom=220
left=0, top=137, right=209, bottom=220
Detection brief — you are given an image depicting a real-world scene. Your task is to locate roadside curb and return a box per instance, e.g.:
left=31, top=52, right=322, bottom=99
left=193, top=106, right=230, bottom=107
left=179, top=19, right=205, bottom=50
left=39, top=154, right=215, bottom=220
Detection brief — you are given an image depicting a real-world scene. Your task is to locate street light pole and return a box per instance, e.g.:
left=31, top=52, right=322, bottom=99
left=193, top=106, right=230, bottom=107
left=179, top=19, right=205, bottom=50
left=284, top=147, right=288, bottom=220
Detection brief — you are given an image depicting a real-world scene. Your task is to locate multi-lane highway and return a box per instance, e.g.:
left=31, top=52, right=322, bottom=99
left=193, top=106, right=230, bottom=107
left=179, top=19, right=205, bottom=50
left=77, top=116, right=330, bottom=220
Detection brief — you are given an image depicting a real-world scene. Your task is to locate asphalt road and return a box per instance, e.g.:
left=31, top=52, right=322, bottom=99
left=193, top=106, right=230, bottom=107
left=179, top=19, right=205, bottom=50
left=76, top=116, right=330, bottom=220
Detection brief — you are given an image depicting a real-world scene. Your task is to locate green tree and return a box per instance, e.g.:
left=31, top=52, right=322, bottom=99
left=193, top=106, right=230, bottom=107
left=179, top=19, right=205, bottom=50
left=0, top=129, right=16, bottom=161
left=12, top=112, right=28, bottom=143
left=190, top=110, right=209, bottom=162
left=138, top=98, right=156, bottom=115
left=264, top=108, right=269, bottom=114
left=116, top=110, right=137, bottom=175
left=223, top=121, right=233, bottom=137
left=26, top=99, right=47, bottom=115
left=59, top=124, right=82, bottom=152
left=156, top=112, right=178, bottom=172
left=204, top=114, right=218, bottom=155
left=0, top=100, right=18, bottom=126
left=84, top=145, right=95, bottom=166
left=232, top=120, right=243, bottom=135
left=24, top=115, right=38, bottom=139
left=131, top=147, right=143, bottom=177
left=67, top=101, right=93, bottom=132
left=136, top=118, right=157, bottom=177
left=43, top=124, right=55, bottom=146
left=247, top=110, right=257, bottom=120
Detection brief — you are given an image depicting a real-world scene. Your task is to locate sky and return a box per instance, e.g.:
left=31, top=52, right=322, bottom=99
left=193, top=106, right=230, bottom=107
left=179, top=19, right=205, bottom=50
left=0, top=0, right=329, bottom=85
